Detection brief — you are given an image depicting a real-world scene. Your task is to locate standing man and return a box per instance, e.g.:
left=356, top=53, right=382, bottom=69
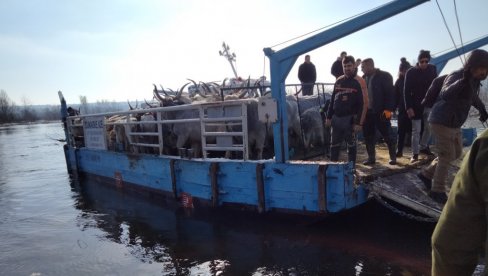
left=431, top=128, right=488, bottom=275
left=298, top=54, right=317, bottom=96
left=395, top=58, right=412, bottom=158
left=404, top=50, right=437, bottom=162
left=418, top=49, right=488, bottom=204
left=325, top=55, right=367, bottom=166
left=331, top=51, right=347, bottom=79
left=360, top=58, right=397, bottom=165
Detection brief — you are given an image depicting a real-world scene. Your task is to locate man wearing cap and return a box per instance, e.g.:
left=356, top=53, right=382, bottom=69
left=417, top=49, right=488, bottom=204
left=404, top=50, right=438, bottom=162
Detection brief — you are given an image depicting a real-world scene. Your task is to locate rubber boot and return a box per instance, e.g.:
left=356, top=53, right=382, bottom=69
left=347, top=144, right=357, bottom=167
left=396, top=148, right=403, bottom=157
left=330, top=146, right=340, bottom=162
left=396, top=139, right=404, bottom=157
left=387, top=141, right=397, bottom=165
left=363, top=142, right=376, bottom=165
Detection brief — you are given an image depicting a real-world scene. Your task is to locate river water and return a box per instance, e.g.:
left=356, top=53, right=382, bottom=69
left=0, top=122, right=441, bottom=275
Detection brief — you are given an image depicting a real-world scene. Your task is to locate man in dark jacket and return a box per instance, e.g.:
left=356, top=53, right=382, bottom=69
left=326, top=55, right=367, bottom=166
left=298, top=55, right=317, bottom=96
left=360, top=58, right=397, bottom=165
left=421, top=74, right=447, bottom=110
left=395, top=58, right=412, bottom=157
left=331, top=51, right=347, bottom=79
left=404, top=50, right=437, bottom=162
left=418, top=49, right=488, bottom=204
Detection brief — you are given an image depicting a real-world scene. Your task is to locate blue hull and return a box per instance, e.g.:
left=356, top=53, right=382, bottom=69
left=64, top=146, right=369, bottom=216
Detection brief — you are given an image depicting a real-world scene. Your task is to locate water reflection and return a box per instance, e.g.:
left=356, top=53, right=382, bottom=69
left=0, top=122, right=435, bottom=275
left=71, top=176, right=433, bottom=275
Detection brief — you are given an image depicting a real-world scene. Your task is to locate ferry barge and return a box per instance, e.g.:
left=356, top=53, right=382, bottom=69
left=59, top=0, right=483, bottom=221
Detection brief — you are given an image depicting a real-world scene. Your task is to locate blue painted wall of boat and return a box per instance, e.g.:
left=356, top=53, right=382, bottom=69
left=67, top=147, right=368, bottom=214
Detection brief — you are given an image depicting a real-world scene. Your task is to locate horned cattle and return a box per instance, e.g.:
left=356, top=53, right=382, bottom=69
left=243, top=99, right=273, bottom=159
left=153, top=83, right=192, bottom=106
left=152, top=83, right=206, bottom=157
left=221, top=76, right=270, bottom=98
left=169, top=108, right=203, bottom=158
left=106, top=114, right=137, bottom=152
left=130, top=80, right=331, bottom=160
left=300, top=107, right=325, bottom=150
left=285, top=95, right=302, bottom=149
left=293, top=94, right=331, bottom=157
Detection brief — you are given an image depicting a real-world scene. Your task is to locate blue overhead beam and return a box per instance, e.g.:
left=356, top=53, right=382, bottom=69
left=431, top=35, right=488, bottom=74
left=264, top=0, right=429, bottom=163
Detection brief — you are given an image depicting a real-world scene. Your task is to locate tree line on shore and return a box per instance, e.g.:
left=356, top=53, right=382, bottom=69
left=0, top=90, right=128, bottom=124
left=1, top=79, right=487, bottom=124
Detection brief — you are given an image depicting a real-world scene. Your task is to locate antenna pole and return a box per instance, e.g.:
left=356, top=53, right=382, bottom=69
left=219, top=42, right=239, bottom=78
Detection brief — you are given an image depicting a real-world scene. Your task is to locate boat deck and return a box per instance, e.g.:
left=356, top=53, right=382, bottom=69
left=326, top=142, right=464, bottom=220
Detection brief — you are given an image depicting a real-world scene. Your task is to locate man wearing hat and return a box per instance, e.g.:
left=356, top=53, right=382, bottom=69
left=418, top=49, right=488, bottom=204
left=404, top=50, right=438, bottom=162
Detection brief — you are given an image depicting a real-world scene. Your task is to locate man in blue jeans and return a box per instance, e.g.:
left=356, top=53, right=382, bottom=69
left=404, top=50, right=437, bottom=162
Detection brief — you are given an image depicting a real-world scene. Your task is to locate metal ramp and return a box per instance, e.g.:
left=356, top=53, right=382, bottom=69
left=368, top=170, right=442, bottom=220
left=352, top=143, right=466, bottom=221
left=363, top=153, right=464, bottom=221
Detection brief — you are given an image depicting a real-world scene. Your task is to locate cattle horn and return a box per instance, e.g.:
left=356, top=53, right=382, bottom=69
left=187, top=78, right=206, bottom=98
left=187, top=78, right=198, bottom=92
left=153, top=87, right=166, bottom=104
left=177, top=82, right=191, bottom=99
left=145, top=99, right=155, bottom=108
left=167, top=87, right=177, bottom=95
left=159, top=84, right=170, bottom=96
left=201, top=81, right=214, bottom=96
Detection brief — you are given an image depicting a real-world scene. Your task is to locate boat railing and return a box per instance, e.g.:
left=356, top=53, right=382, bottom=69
left=65, top=99, right=255, bottom=160
left=64, top=83, right=335, bottom=161
left=284, top=82, right=334, bottom=97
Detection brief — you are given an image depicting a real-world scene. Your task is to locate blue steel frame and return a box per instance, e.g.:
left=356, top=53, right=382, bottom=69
left=264, top=0, right=429, bottom=163
left=431, top=35, right=488, bottom=74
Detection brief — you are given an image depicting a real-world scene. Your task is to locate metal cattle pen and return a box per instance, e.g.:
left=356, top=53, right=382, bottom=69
left=66, top=99, right=255, bottom=160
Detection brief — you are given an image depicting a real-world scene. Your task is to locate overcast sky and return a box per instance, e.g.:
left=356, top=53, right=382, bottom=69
left=1, top=0, right=487, bottom=106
